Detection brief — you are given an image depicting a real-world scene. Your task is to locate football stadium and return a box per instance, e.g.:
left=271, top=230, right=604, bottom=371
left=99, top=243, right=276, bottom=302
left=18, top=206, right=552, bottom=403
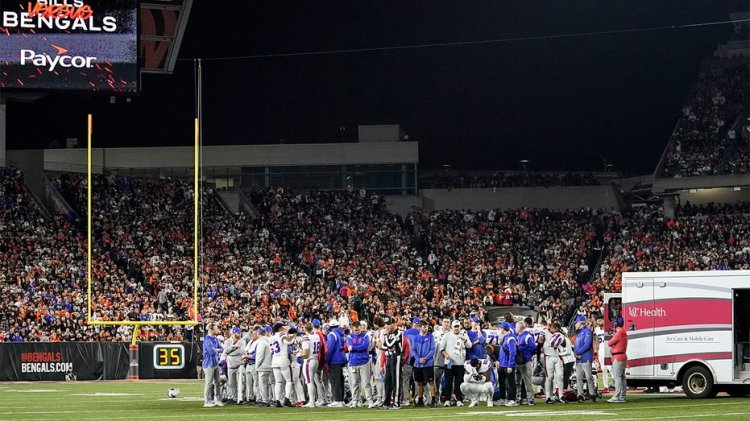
left=0, top=1, right=749, bottom=420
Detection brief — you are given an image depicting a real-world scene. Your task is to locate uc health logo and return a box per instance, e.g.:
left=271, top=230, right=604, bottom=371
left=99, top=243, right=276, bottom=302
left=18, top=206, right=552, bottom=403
left=628, top=306, right=667, bottom=318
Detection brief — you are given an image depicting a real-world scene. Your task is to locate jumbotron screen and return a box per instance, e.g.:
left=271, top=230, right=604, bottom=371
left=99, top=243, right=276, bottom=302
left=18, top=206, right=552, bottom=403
left=0, top=0, right=138, bottom=93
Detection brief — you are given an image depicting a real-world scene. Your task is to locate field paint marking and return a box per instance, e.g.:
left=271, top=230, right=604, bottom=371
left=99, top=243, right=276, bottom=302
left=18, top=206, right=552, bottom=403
left=462, top=410, right=616, bottom=417
left=595, top=412, right=750, bottom=421
left=39, top=409, right=750, bottom=421
left=322, top=411, right=615, bottom=421
left=72, top=393, right=145, bottom=397
left=3, top=389, right=60, bottom=393
left=4, top=399, right=749, bottom=417
left=158, top=397, right=205, bottom=401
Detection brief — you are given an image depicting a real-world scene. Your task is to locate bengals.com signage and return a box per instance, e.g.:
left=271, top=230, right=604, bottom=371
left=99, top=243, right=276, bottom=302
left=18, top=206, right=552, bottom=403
left=0, top=0, right=139, bottom=93
left=0, top=342, right=129, bottom=381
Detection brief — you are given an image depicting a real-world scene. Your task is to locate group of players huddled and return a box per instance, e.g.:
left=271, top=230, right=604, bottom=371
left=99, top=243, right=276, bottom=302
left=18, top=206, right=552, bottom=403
left=201, top=312, right=626, bottom=409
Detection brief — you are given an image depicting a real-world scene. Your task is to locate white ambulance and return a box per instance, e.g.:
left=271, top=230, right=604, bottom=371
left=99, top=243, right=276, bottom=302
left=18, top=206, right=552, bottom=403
left=603, top=271, right=750, bottom=398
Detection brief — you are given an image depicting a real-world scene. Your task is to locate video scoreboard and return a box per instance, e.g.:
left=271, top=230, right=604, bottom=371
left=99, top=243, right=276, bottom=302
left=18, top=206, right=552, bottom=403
left=0, top=0, right=139, bottom=93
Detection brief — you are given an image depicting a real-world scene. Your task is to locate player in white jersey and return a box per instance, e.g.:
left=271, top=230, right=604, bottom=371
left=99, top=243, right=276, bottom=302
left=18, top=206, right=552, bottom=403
left=542, top=322, right=565, bottom=404
left=289, top=328, right=307, bottom=406
left=298, top=323, right=323, bottom=408
left=460, top=357, right=495, bottom=407
left=360, top=320, right=379, bottom=406
left=242, top=326, right=263, bottom=403
left=595, top=319, right=612, bottom=391
left=371, top=320, right=387, bottom=405
left=432, top=318, right=451, bottom=398
left=270, top=322, right=295, bottom=407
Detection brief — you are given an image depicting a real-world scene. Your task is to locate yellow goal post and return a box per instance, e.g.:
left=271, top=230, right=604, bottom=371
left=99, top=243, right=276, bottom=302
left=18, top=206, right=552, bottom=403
left=86, top=114, right=201, bottom=345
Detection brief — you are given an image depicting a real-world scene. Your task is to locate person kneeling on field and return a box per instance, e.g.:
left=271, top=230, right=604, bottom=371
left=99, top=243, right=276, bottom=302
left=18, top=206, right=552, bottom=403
left=460, top=358, right=495, bottom=407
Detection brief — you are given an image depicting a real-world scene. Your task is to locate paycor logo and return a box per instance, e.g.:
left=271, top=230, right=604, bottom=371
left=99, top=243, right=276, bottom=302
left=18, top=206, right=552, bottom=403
left=20, top=45, right=96, bottom=72
left=628, top=306, right=667, bottom=318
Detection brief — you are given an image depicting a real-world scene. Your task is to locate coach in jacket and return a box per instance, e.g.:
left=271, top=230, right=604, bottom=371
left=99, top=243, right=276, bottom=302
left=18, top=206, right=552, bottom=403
left=498, top=322, right=518, bottom=406
left=412, top=321, right=437, bottom=406
left=466, top=316, right=487, bottom=360
left=573, top=315, right=597, bottom=402
left=346, top=321, right=374, bottom=407
left=202, top=323, right=224, bottom=407
left=326, top=319, right=347, bottom=407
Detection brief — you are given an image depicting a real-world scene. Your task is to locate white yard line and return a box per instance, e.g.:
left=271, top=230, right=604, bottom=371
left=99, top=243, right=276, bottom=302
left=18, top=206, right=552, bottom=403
left=4, top=398, right=749, bottom=418
left=595, top=412, right=750, bottom=421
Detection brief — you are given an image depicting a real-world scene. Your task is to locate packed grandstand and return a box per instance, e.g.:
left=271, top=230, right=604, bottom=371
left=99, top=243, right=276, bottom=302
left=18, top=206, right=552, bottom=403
left=1, top=34, right=749, bottom=345
left=1, top=165, right=748, bottom=343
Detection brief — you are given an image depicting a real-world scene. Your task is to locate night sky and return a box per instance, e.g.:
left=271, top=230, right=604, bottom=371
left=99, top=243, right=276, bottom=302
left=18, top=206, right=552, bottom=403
left=5, top=0, right=749, bottom=174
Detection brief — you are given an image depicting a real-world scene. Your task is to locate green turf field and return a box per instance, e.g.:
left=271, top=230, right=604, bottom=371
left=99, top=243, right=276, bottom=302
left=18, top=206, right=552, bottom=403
left=0, top=381, right=748, bottom=421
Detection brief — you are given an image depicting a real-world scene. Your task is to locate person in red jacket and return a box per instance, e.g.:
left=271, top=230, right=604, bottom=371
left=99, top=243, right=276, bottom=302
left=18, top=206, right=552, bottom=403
left=607, top=317, right=628, bottom=403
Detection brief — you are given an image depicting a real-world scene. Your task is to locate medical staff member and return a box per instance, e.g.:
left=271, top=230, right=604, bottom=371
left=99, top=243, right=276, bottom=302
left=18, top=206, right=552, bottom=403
left=607, top=317, right=628, bottom=403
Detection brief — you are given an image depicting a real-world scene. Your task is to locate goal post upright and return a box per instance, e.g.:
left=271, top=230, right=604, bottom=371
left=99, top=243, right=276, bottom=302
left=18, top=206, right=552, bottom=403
left=85, top=115, right=201, bottom=332
left=87, top=113, right=92, bottom=321
left=193, top=116, right=199, bottom=324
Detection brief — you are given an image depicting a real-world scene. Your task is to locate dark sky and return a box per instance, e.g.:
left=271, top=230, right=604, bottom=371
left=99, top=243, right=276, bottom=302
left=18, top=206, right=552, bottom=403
left=5, top=0, right=748, bottom=174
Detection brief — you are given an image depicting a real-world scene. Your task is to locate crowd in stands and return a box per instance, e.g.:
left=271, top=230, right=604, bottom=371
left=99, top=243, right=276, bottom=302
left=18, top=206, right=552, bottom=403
left=248, top=188, right=471, bottom=323
left=419, top=171, right=601, bottom=189
left=578, top=204, right=750, bottom=322
left=663, top=61, right=749, bottom=177
left=0, top=167, right=91, bottom=342
left=1, top=166, right=749, bottom=342
left=419, top=208, right=606, bottom=324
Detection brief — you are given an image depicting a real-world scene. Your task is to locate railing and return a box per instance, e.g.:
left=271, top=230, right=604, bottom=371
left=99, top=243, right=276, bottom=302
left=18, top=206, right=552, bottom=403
left=237, top=188, right=260, bottom=218
left=653, top=120, right=684, bottom=179
left=714, top=114, right=747, bottom=175
left=43, top=174, right=76, bottom=217
left=213, top=190, right=234, bottom=214
left=566, top=245, right=606, bottom=332
left=23, top=180, right=51, bottom=219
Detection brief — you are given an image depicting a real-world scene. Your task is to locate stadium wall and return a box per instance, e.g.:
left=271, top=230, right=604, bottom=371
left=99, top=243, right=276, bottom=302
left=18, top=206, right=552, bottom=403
left=674, top=187, right=750, bottom=206
left=0, top=342, right=200, bottom=381
left=418, top=185, right=622, bottom=211
left=0, top=342, right=129, bottom=381
left=653, top=173, right=750, bottom=192
left=383, top=185, right=623, bottom=216
left=34, top=142, right=418, bottom=172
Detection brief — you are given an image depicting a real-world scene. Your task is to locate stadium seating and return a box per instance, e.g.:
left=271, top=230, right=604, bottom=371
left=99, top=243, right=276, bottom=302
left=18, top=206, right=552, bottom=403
left=662, top=60, right=749, bottom=177
left=2, top=168, right=749, bottom=342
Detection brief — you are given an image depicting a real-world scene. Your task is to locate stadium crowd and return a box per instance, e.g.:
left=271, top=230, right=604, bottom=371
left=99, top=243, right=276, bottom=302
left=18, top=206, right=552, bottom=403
left=0, top=167, right=91, bottom=342
left=1, top=168, right=749, bottom=346
left=579, top=203, right=750, bottom=322
left=663, top=61, right=749, bottom=177
left=419, top=208, right=606, bottom=324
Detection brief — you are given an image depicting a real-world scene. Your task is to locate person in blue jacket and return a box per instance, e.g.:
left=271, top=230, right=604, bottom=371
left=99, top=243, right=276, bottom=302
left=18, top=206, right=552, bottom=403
left=515, top=320, right=537, bottom=405
left=326, top=319, right=347, bottom=407
left=573, top=315, right=597, bottom=402
left=466, top=315, right=487, bottom=359
left=498, top=321, right=519, bottom=406
left=412, top=321, right=437, bottom=407
left=401, top=316, right=421, bottom=405
left=346, top=321, right=374, bottom=407
left=202, top=322, right=225, bottom=407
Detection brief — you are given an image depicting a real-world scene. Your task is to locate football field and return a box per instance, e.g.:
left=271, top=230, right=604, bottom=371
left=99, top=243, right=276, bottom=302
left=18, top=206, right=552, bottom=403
left=1, top=381, right=748, bottom=421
